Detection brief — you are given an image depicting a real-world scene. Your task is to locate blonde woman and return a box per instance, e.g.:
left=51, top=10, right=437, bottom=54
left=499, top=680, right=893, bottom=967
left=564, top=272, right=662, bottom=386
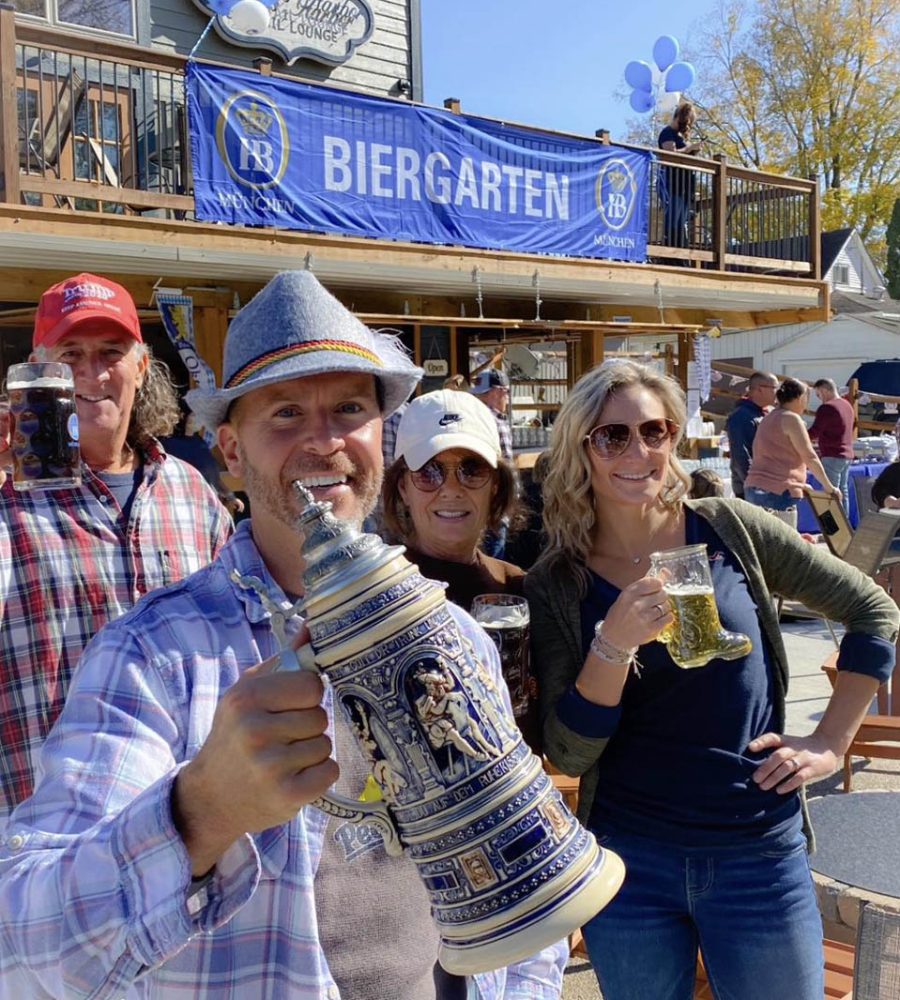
left=526, top=359, right=897, bottom=1000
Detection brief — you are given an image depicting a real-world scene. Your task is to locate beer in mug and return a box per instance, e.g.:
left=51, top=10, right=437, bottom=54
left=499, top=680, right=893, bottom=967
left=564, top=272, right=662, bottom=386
left=648, top=543, right=751, bottom=669
left=5, top=362, right=80, bottom=491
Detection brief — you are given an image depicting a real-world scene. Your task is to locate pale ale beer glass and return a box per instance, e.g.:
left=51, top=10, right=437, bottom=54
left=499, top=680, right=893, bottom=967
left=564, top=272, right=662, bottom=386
left=5, top=362, right=80, bottom=491
left=471, top=594, right=540, bottom=751
left=648, top=543, right=751, bottom=669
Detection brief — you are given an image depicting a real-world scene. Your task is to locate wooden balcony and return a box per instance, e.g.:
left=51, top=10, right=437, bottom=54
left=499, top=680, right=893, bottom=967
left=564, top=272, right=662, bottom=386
left=0, top=10, right=822, bottom=320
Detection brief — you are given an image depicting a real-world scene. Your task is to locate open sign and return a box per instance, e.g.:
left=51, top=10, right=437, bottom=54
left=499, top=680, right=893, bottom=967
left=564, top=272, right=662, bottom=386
left=423, top=359, right=449, bottom=377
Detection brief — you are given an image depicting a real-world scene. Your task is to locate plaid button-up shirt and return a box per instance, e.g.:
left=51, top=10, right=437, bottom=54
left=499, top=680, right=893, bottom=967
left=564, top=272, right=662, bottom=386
left=0, top=442, right=232, bottom=822
left=0, top=523, right=567, bottom=999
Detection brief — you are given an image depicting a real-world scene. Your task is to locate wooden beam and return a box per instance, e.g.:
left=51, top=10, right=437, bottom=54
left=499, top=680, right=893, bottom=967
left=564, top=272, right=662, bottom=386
left=20, top=175, right=193, bottom=211
left=192, top=303, right=228, bottom=388
left=0, top=5, right=19, bottom=207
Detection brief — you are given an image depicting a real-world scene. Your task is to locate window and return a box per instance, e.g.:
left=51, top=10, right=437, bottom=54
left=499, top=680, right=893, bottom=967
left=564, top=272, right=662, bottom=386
left=10, top=1, right=134, bottom=37
left=73, top=96, right=124, bottom=212
left=833, top=263, right=850, bottom=286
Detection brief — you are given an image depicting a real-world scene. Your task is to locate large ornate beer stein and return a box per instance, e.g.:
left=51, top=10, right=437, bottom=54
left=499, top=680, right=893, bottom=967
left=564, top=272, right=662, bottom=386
left=649, top=543, right=752, bottom=669
left=272, top=484, right=624, bottom=974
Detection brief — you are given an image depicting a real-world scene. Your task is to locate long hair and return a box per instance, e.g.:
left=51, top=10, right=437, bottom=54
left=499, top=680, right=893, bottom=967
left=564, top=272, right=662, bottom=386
left=536, top=360, right=690, bottom=591
left=381, top=455, right=522, bottom=543
left=674, top=101, right=696, bottom=136
left=129, top=348, right=181, bottom=444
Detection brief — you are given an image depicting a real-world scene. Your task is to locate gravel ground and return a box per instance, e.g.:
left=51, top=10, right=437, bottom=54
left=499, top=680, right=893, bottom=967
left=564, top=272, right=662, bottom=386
left=560, top=617, right=900, bottom=1000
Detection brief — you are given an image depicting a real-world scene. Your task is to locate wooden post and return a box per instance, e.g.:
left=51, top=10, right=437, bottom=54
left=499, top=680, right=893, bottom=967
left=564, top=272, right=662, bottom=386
left=443, top=97, right=461, bottom=114
left=594, top=129, right=610, bottom=145
left=253, top=57, right=273, bottom=77
left=808, top=173, right=821, bottom=280
left=712, top=154, right=728, bottom=271
left=848, top=377, right=859, bottom=441
left=0, top=4, right=20, bottom=207
left=193, top=300, right=230, bottom=389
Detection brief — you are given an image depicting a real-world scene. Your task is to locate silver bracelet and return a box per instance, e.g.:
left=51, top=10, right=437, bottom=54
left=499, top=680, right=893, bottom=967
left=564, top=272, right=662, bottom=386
left=590, top=621, right=639, bottom=667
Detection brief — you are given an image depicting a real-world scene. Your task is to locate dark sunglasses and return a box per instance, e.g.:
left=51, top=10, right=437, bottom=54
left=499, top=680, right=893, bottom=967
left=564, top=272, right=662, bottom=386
left=584, top=418, right=679, bottom=459
left=408, top=457, right=493, bottom=492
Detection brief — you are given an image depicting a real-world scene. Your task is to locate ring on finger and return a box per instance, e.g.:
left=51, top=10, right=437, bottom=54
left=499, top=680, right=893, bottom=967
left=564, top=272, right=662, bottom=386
left=786, top=757, right=799, bottom=772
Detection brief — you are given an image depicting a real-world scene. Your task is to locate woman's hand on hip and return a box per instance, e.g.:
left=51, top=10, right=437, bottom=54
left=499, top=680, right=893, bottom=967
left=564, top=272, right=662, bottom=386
left=748, top=731, right=838, bottom=794
left=602, top=576, right=674, bottom=650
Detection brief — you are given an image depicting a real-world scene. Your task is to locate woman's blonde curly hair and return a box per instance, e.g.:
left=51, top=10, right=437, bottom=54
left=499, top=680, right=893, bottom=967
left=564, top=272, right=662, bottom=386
left=535, top=360, right=690, bottom=592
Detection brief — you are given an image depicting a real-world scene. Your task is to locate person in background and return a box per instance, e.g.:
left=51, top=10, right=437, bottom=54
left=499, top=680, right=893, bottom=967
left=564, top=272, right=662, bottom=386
left=809, top=378, right=855, bottom=517
left=744, top=376, right=840, bottom=527
left=161, top=401, right=245, bottom=518
left=688, top=467, right=725, bottom=499
left=383, top=389, right=525, bottom=612
left=472, top=368, right=514, bottom=558
left=527, top=359, right=898, bottom=1000
left=724, top=371, right=778, bottom=498
left=383, top=389, right=535, bottom=750
left=0, top=272, right=231, bottom=824
left=0, top=271, right=566, bottom=999
left=658, top=101, right=701, bottom=253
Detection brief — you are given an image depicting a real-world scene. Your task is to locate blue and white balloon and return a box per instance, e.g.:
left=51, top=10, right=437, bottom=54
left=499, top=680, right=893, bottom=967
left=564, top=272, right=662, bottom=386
left=622, top=36, right=695, bottom=116
left=652, top=35, right=680, bottom=72
left=624, top=60, right=653, bottom=93
left=665, top=61, right=696, bottom=93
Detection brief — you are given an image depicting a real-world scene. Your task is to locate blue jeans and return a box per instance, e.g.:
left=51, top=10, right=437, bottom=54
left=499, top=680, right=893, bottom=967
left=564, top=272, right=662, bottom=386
left=582, top=828, right=823, bottom=1000
left=744, top=487, right=798, bottom=512
left=821, top=457, right=851, bottom=517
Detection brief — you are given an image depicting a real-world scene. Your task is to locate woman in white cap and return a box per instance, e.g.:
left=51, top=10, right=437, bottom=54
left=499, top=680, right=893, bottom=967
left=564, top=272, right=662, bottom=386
left=383, top=390, right=538, bottom=750
left=382, top=390, right=524, bottom=612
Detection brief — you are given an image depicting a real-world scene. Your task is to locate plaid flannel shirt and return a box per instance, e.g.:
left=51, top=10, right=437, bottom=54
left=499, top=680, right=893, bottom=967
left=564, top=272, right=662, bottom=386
left=0, top=441, right=232, bottom=822
left=0, top=522, right=567, bottom=999
left=491, top=409, right=513, bottom=462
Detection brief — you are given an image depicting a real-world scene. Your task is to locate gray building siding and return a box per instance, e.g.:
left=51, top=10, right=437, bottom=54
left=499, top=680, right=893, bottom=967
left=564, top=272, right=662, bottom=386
left=149, top=0, right=412, bottom=98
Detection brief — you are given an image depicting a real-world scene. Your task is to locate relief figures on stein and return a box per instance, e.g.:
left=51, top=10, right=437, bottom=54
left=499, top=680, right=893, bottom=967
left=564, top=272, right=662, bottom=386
left=288, top=483, right=625, bottom=973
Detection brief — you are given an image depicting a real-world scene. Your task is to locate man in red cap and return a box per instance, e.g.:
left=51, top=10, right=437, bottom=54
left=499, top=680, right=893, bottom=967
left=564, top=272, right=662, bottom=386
left=0, top=273, right=232, bottom=824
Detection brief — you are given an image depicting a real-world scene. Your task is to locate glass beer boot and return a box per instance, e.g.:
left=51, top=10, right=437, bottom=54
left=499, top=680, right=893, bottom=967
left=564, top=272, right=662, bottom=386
left=648, top=543, right=752, bottom=669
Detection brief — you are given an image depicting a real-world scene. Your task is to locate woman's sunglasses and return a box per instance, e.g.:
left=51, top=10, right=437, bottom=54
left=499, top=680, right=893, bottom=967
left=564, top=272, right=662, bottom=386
left=408, top=457, right=493, bottom=492
left=584, top=419, right=679, bottom=459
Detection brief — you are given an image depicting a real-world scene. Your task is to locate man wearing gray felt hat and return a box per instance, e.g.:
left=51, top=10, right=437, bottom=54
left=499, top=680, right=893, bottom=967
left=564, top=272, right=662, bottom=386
left=0, top=270, right=568, bottom=997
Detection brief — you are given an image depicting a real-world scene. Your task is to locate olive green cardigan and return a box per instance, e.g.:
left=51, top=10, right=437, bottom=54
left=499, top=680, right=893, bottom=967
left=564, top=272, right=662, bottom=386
left=525, top=498, right=900, bottom=842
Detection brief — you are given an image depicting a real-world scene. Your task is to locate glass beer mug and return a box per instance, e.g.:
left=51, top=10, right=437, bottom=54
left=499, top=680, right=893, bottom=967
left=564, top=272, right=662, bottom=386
left=648, top=543, right=752, bottom=669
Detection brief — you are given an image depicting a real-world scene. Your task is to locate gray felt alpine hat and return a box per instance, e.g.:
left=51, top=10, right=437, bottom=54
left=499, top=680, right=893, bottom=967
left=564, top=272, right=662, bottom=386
left=186, top=271, right=423, bottom=429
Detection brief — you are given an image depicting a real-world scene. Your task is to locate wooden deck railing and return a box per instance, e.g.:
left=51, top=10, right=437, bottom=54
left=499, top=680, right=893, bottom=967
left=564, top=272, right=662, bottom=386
left=0, top=8, right=819, bottom=277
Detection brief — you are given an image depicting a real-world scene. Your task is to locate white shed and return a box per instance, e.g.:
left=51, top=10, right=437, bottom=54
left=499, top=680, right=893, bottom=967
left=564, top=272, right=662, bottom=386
left=711, top=229, right=900, bottom=388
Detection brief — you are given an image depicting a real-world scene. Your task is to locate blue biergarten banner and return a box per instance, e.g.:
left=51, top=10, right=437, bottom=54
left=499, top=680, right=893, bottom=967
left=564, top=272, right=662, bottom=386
left=187, top=63, right=650, bottom=262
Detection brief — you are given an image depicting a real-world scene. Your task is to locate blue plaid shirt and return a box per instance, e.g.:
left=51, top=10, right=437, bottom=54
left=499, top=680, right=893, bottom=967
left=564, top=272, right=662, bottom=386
left=0, top=522, right=566, bottom=999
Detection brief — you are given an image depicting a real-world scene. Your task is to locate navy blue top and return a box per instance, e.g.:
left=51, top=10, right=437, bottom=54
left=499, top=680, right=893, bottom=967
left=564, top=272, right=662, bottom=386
left=97, top=468, right=144, bottom=525
left=725, top=397, right=765, bottom=496
left=582, top=509, right=802, bottom=851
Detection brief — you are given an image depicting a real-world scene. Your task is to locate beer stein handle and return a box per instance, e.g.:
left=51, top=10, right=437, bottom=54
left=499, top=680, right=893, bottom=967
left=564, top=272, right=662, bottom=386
left=275, top=646, right=404, bottom=857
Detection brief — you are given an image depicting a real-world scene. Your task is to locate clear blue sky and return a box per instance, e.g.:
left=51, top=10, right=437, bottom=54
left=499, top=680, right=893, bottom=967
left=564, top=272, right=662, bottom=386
left=421, top=0, right=717, bottom=142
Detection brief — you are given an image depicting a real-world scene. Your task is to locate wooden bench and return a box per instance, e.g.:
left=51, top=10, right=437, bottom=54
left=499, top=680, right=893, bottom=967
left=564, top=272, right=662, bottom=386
left=694, top=938, right=854, bottom=998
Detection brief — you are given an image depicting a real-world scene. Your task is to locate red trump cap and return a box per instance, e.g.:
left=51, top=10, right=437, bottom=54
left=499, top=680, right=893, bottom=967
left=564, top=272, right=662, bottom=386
left=33, top=273, right=142, bottom=349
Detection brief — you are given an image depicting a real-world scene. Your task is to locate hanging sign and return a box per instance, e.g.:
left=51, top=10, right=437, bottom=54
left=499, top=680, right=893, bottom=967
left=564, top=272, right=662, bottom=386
left=192, top=0, right=374, bottom=65
left=186, top=63, right=651, bottom=262
left=155, top=290, right=218, bottom=444
left=423, top=359, right=449, bottom=377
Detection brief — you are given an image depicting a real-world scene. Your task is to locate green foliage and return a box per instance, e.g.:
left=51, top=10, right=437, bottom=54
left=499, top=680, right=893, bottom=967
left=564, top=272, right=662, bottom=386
left=691, top=0, right=900, bottom=246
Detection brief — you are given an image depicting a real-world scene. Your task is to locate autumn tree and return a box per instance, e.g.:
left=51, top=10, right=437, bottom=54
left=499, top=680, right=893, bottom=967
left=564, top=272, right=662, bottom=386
left=688, top=0, right=900, bottom=243
left=887, top=198, right=900, bottom=299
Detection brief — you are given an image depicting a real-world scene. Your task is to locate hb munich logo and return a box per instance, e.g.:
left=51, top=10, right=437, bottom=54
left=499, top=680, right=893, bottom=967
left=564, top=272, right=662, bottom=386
left=215, top=90, right=289, bottom=190
left=595, top=158, right=637, bottom=232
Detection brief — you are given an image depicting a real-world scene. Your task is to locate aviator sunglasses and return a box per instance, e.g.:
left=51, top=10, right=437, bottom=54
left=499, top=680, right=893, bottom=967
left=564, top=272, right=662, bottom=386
left=408, top=456, right=493, bottom=492
left=584, top=418, right=679, bottom=459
